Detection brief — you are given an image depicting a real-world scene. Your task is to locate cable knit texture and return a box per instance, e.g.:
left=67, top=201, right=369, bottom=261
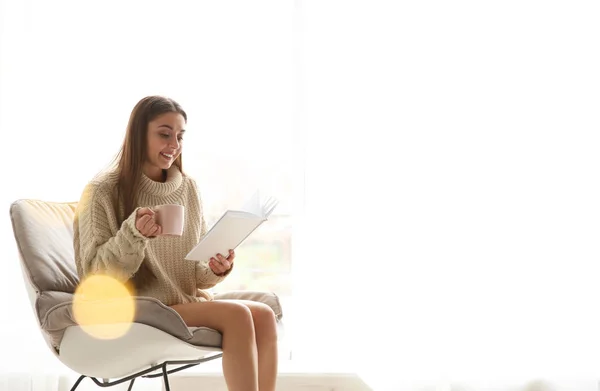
left=73, top=165, right=229, bottom=305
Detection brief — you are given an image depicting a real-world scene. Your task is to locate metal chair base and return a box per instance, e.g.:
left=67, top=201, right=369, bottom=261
left=69, top=354, right=223, bottom=391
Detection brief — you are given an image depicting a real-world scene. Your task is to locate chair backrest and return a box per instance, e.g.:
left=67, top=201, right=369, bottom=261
left=9, top=199, right=80, bottom=352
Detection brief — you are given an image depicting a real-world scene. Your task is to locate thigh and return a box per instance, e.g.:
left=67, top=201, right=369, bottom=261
left=170, top=300, right=252, bottom=331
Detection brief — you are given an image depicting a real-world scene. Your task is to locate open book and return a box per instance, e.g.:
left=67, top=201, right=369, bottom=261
left=185, top=191, right=279, bottom=262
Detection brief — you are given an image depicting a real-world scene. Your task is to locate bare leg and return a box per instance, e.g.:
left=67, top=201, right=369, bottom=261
left=170, top=301, right=258, bottom=391
left=218, top=300, right=278, bottom=391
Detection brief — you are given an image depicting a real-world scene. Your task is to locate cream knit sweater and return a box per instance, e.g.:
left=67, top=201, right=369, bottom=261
left=73, top=165, right=228, bottom=305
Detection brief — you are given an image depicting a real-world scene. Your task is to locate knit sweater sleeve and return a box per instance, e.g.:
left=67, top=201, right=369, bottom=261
left=75, top=182, right=149, bottom=282
left=188, top=178, right=233, bottom=289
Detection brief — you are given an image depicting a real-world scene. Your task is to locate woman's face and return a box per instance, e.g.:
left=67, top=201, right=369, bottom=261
left=143, top=111, right=186, bottom=180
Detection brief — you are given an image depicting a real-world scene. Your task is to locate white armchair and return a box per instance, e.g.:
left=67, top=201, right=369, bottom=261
left=9, top=199, right=283, bottom=391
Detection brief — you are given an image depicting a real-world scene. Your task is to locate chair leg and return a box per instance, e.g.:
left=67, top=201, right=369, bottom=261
left=69, top=375, right=86, bottom=391
left=126, top=378, right=136, bottom=391
left=162, top=363, right=171, bottom=391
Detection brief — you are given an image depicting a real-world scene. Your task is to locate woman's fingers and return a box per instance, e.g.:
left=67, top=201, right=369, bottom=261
left=143, top=216, right=156, bottom=233
left=135, top=214, right=151, bottom=233
left=138, top=214, right=152, bottom=225
left=209, top=258, right=221, bottom=274
left=147, top=224, right=160, bottom=238
left=210, top=251, right=234, bottom=274
left=210, top=255, right=230, bottom=274
left=137, top=207, right=155, bottom=217
left=217, top=253, right=231, bottom=269
left=134, top=207, right=164, bottom=238
left=136, top=212, right=162, bottom=237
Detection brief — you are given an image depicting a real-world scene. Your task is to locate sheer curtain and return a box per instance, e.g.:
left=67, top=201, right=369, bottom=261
left=291, top=0, right=600, bottom=390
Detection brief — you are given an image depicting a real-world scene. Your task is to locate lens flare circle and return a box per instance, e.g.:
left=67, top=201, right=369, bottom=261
left=73, top=274, right=135, bottom=340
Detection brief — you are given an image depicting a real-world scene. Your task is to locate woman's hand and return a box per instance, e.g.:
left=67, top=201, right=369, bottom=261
left=209, top=249, right=235, bottom=276
left=135, top=207, right=162, bottom=238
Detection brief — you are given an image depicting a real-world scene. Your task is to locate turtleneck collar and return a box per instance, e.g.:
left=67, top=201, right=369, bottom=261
left=139, top=165, right=183, bottom=196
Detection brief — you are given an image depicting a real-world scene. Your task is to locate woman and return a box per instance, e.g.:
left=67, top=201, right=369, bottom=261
left=74, top=95, right=278, bottom=391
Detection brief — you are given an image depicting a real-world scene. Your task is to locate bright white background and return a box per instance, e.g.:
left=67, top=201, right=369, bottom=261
left=2, top=1, right=600, bottom=390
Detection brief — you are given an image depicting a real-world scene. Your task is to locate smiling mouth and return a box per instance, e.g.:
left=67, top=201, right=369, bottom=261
left=160, top=152, right=174, bottom=160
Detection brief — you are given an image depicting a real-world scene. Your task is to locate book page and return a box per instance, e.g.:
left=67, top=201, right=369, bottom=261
left=240, top=190, right=279, bottom=218
left=241, top=190, right=262, bottom=215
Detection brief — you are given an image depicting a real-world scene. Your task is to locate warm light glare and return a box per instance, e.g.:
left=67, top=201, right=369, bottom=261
left=73, top=274, right=136, bottom=340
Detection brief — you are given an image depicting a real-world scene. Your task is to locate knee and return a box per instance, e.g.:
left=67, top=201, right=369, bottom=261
left=250, top=303, right=278, bottom=337
left=226, top=302, right=255, bottom=331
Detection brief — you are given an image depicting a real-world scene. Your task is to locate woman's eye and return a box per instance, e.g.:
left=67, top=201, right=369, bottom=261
left=160, top=133, right=169, bottom=138
left=178, top=136, right=184, bottom=142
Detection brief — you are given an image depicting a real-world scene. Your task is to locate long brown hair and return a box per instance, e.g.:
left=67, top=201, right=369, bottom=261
left=114, top=95, right=187, bottom=288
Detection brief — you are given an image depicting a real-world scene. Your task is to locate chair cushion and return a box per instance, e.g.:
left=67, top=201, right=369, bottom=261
left=41, top=294, right=195, bottom=349
left=41, top=291, right=282, bottom=350
left=188, top=327, right=223, bottom=347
